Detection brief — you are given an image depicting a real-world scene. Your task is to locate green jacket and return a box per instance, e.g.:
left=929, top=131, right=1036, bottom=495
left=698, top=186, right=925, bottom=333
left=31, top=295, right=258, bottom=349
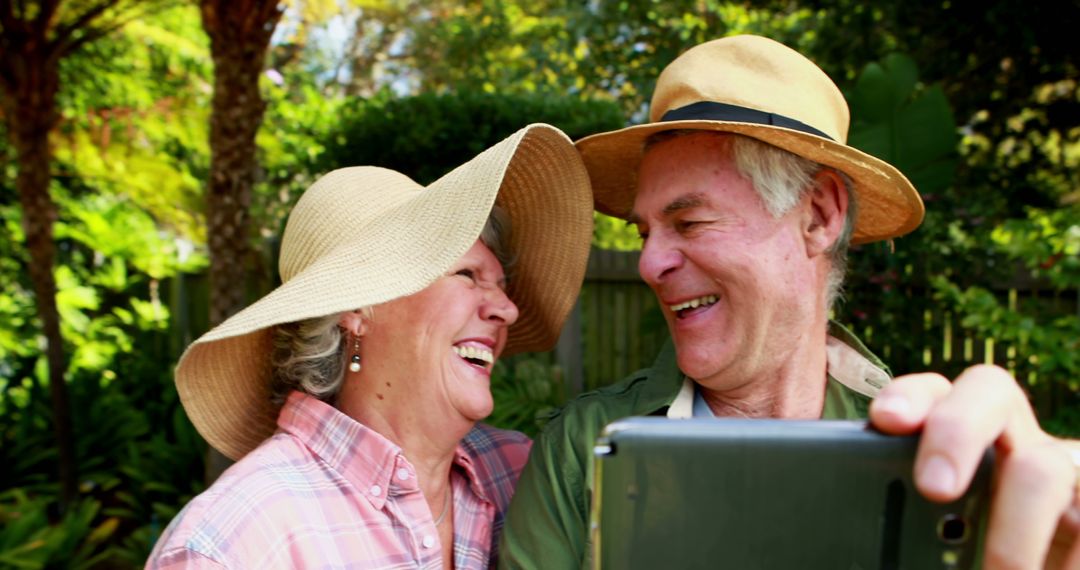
left=498, top=323, right=890, bottom=569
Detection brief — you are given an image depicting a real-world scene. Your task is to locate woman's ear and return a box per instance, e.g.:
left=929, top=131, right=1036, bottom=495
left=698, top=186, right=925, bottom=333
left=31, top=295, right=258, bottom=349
left=804, top=168, right=849, bottom=258
left=338, top=310, right=368, bottom=337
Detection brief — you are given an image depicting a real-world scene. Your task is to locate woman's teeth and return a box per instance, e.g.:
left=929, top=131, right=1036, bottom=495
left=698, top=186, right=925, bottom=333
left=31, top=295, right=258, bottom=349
left=453, top=345, right=494, bottom=365
left=669, top=295, right=719, bottom=313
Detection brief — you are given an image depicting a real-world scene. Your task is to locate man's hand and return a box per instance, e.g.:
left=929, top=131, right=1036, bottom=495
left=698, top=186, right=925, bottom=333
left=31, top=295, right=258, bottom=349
left=869, top=365, right=1080, bottom=569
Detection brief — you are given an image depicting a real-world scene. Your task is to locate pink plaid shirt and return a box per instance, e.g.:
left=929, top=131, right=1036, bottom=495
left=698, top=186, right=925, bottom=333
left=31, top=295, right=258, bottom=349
left=147, top=391, right=531, bottom=569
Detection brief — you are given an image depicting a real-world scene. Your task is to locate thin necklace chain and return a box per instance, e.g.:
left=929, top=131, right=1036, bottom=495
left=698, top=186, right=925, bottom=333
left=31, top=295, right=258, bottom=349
left=433, top=488, right=451, bottom=526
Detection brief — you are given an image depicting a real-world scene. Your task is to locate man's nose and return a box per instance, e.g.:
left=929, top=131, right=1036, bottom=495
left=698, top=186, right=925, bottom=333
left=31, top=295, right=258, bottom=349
left=638, top=234, right=682, bottom=286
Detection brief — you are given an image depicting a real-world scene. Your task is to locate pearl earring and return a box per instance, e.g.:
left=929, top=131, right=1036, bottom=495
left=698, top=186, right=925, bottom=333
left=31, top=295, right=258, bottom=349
left=349, top=334, right=361, bottom=373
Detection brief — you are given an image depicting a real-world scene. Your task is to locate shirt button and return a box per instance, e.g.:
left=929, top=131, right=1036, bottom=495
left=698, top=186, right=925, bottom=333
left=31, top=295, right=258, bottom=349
left=396, top=468, right=410, bottom=481
left=370, top=485, right=382, bottom=497
left=422, top=535, right=436, bottom=549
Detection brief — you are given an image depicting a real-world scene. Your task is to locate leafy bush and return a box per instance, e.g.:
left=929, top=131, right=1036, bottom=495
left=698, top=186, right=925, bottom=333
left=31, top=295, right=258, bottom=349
left=488, top=356, right=569, bottom=438
left=0, top=490, right=116, bottom=569
left=317, top=89, right=624, bottom=185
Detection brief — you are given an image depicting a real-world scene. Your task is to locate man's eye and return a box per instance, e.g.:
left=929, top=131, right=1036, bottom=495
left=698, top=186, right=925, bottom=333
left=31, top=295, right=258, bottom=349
left=454, top=268, right=476, bottom=281
left=676, top=220, right=700, bottom=232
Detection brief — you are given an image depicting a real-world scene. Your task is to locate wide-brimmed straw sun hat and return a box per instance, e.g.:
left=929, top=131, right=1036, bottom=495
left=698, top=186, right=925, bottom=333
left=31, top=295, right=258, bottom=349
left=577, top=34, right=924, bottom=245
left=176, top=123, right=593, bottom=460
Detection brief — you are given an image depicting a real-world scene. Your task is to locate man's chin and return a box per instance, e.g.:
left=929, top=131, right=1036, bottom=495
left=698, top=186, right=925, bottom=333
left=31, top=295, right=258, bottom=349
left=675, top=348, right=728, bottom=384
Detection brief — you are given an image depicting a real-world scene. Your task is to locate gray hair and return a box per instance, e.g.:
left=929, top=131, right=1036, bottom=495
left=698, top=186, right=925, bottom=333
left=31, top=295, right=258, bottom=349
left=269, top=207, right=514, bottom=405
left=644, top=130, right=858, bottom=310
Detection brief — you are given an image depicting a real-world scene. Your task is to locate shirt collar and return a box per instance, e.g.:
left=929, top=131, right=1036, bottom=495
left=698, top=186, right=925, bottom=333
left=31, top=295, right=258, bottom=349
left=825, top=335, right=889, bottom=397
left=636, top=338, right=687, bottom=414
left=277, top=391, right=491, bottom=509
left=278, top=392, right=401, bottom=510
left=451, top=445, right=491, bottom=503
left=663, top=322, right=891, bottom=419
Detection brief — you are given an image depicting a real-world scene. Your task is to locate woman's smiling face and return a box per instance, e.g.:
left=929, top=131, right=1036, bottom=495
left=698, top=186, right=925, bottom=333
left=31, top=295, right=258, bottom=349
left=356, top=239, right=519, bottom=423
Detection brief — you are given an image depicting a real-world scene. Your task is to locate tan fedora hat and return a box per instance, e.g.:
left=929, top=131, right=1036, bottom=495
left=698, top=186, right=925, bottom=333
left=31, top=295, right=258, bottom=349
left=578, top=34, right=924, bottom=245
left=176, top=123, right=593, bottom=460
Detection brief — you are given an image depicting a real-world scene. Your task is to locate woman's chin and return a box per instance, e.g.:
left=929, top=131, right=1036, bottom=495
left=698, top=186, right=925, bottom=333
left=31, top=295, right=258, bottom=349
left=456, top=397, right=494, bottom=424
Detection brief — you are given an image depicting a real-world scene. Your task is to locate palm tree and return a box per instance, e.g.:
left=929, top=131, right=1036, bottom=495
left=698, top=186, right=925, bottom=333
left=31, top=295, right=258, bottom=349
left=199, top=0, right=283, bottom=480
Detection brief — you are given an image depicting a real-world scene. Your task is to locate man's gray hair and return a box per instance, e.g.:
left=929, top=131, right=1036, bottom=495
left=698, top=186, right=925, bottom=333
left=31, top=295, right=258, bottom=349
left=645, top=130, right=858, bottom=310
left=269, top=206, right=514, bottom=404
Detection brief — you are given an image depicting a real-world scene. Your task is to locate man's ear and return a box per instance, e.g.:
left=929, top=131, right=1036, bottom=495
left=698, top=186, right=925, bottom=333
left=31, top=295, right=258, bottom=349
left=338, top=310, right=368, bottom=337
left=804, top=169, right=849, bottom=258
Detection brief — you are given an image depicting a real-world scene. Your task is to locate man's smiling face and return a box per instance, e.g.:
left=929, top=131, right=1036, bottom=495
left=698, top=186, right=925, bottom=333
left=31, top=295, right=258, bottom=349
left=631, top=132, right=822, bottom=391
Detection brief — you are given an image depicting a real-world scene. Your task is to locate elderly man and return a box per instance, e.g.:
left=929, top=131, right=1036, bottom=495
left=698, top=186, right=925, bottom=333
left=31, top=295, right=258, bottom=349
left=499, top=35, right=1079, bottom=569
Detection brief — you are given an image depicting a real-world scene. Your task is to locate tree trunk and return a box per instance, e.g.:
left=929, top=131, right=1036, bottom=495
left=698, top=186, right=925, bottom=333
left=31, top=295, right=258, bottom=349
left=204, top=50, right=264, bottom=325
left=1, top=52, right=78, bottom=510
left=200, top=0, right=283, bottom=481
left=201, top=0, right=282, bottom=326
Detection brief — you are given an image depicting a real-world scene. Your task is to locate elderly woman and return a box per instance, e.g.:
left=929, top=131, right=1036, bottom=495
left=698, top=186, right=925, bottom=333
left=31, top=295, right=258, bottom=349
left=147, top=124, right=592, bottom=569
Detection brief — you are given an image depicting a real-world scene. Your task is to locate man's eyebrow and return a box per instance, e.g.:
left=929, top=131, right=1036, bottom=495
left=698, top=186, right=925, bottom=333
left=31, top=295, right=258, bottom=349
left=662, top=192, right=706, bottom=216
left=627, top=192, right=707, bottom=225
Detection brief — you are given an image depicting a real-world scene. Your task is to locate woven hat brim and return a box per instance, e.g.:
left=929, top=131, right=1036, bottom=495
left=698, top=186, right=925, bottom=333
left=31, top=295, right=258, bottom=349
left=578, top=119, right=925, bottom=245
left=177, top=124, right=592, bottom=460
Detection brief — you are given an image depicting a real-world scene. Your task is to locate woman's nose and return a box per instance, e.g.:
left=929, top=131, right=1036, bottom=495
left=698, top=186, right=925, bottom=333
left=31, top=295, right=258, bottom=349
left=481, top=285, right=519, bottom=326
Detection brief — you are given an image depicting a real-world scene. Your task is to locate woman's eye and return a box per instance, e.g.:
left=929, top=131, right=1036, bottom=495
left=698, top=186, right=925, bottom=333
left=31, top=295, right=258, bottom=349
left=454, top=268, right=476, bottom=281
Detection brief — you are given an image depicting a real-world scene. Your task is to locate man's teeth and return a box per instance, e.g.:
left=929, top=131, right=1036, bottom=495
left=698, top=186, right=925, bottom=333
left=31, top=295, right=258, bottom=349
left=452, top=345, right=494, bottom=365
left=669, top=295, right=719, bottom=312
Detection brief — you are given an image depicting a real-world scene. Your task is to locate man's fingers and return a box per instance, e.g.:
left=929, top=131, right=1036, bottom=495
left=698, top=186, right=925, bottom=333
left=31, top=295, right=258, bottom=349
left=913, top=365, right=1040, bottom=502
left=1046, top=503, right=1080, bottom=570
left=890, top=365, right=1080, bottom=569
left=981, top=442, right=1074, bottom=569
left=869, top=373, right=952, bottom=434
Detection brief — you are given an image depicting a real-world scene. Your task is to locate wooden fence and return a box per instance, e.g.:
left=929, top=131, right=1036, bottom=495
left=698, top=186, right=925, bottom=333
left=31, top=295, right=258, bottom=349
left=552, top=248, right=668, bottom=393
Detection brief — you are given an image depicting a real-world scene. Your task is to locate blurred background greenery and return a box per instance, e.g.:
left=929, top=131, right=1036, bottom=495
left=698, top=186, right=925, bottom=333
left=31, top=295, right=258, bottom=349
left=1, top=0, right=1077, bottom=566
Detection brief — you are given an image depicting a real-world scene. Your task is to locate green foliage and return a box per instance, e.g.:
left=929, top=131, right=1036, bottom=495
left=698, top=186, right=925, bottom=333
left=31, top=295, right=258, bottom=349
left=488, top=357, right=568, bottom=438
left=847, top=53, right=959, bottom=195
left=992, top=208, right=1080, bottom=290
left=932, top=276, right=1079, bottom=436
left=0, top=185, right=199, bottom=387
left=562, top=1, right=825, bottom=115
left=0, top=491, right=116, bottom=569
left=254, top=71, right=347, bottom=240
left=925, top=206, right=1080, bottom=436
left=56, top=4, right=211, bottom=243
left=103, top=395, right=207, bottom=565
left=592, top=212, right=642, bottom=251
left=0, top=346, right=206, bottom=565
left=0, top=209, right=38, bottom=379
left=402, top=1, right=581, bottom=96
left=347, top=1, right=849, bottom=117
left=837, top=55, right=967, bottom=376
left=317, top=89, right=624, bottom=184
left=841, top=94, right=1080, bottom=439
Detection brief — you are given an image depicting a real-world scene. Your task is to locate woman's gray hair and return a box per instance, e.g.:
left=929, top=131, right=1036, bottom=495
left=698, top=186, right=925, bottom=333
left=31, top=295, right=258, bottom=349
left=645, top=130, right=858, bottom=310
left=270, top=313, right=349, bottom=405
left=269, top=206, right=514, bottom=404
